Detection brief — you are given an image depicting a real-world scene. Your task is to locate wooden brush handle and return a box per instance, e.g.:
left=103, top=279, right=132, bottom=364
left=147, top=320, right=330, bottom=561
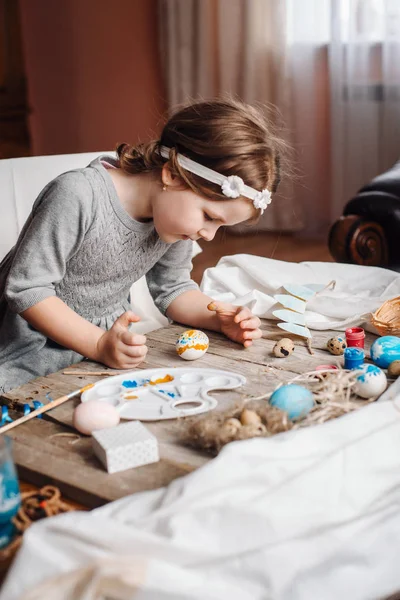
left=62, top=370, right=123, bottom=376
left=0, top=393, right=71, bottom=435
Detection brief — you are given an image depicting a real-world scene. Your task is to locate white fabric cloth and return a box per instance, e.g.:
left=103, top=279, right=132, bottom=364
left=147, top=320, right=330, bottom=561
left=200, top=254, right=400, bottom=331
left=3, top=392, right=400, bottom=600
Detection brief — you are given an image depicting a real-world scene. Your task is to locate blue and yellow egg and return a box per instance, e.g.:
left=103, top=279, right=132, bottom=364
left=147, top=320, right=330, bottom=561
left=176, top=329, right=209, bottom=361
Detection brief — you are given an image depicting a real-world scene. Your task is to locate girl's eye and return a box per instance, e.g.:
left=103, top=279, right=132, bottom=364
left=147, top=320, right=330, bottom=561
left=204, top=213, right=215, bottom=222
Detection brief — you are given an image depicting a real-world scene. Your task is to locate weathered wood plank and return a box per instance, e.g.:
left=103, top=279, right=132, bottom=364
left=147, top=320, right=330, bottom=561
left=8, top=418, right=196, bottom=508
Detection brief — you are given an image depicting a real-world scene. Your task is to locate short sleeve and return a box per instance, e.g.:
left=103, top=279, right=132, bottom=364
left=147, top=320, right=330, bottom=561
left=145, top=240, right=199, bottom=315
left=4, top=171, right=94, bottom=313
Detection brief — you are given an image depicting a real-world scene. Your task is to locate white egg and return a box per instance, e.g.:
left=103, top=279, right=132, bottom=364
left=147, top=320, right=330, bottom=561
left=354, top=364, right=387, bottom=399
left=176, top=329, right=209, bottom=361
left=73, top=400, right=120, bottom=435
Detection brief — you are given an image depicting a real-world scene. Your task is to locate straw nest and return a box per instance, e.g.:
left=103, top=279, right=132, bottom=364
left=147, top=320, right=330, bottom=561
left=181, top=368, right=372, bottom=455
left=371, top=296, right=400, bottom=336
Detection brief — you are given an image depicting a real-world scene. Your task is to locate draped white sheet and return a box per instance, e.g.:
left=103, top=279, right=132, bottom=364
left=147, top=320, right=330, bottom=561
left=200, top=254, right=400, bottom=331
left=2, top=395, right=400, bottom=600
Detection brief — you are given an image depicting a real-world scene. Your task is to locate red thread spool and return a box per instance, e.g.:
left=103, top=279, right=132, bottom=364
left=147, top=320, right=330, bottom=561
left=345, top=327, right=365, bottom=349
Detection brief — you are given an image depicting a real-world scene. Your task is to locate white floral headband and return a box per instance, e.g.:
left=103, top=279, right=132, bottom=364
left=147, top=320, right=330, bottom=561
left=159, top=145, right=272, bottom=214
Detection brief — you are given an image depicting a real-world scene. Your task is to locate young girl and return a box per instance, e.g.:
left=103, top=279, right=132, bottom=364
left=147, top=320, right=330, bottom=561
left=0, top=97, right=282, bottom=393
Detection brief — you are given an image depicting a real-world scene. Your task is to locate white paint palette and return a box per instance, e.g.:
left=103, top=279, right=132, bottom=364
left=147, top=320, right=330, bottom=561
left=81, top=367, right=247, bottom=421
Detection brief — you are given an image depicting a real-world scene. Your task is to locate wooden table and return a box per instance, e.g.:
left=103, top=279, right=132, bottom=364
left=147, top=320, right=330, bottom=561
left=0, top=322, right=378, bottom=508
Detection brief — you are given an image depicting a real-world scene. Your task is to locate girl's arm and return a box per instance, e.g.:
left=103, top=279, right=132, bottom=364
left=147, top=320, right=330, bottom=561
left=22, top=296, right=148, bottom=368
left=165, top=289, right=221, bottom=331
left=22, top=296, right=104, bottom=360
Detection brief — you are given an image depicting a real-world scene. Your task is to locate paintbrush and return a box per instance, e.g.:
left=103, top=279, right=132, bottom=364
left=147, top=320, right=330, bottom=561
left=0, top=383, right=95, bottom=435
left=62, top=370, right=125, bottom=376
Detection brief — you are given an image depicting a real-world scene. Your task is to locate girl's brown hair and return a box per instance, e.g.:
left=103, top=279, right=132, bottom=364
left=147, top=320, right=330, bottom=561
left=116, top=97, right=284, bottom=204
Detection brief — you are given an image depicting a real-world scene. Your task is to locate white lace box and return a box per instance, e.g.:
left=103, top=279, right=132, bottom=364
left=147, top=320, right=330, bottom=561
left=91, top=421, right=159, bottom=474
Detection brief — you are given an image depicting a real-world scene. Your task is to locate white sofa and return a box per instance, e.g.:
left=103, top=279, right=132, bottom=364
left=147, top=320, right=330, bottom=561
left=0, top=151, right=200, bottom=334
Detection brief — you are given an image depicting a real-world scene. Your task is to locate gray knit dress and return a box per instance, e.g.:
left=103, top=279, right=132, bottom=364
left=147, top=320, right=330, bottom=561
left=0, top=157, right=198, bottom=392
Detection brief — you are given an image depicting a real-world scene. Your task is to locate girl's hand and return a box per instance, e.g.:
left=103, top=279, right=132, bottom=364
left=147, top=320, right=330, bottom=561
left=207, top=301, right=262, bottom=348
left=95, top=311, right=148, bottom=369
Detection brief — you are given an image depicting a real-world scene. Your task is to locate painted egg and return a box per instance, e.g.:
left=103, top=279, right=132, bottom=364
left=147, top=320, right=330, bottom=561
left=327, top=336, right=347, bottom=356
left=388, top=360, right=400, bottom=377
left=370, top=336, right=400, bottom=368
left=269, top=384, right=314, bottom=420
left=354, top=364, right=387, bottom=399
left=73, top=400, right=120, bottom=435
left=273, top=338, right=295, bottom=358
left=176, top=329, right=209, bottom=361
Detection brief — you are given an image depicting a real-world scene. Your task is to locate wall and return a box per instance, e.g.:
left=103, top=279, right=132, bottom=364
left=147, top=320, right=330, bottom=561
left=18, top=0, right=166, bottom=156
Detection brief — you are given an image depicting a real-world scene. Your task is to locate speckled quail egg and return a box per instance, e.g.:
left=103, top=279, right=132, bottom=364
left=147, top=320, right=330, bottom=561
left=240, top=409, right=261, bottom=426
left=388, top=360, right=400, bottom=378
left=327, top=336, right=347, bottom=356
left=273, top=338, right=295, bottom=358
left=221, top=418, right=242, bottom=436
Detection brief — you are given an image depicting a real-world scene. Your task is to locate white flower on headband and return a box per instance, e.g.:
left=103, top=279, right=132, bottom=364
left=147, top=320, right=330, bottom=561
left=253, top=189, right=272, bottom=212
left=221, top=175, right=245, bottom=198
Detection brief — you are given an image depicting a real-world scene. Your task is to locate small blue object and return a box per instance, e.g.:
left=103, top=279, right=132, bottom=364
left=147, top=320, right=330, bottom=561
left=158, top=389, right=177, bottom=398
left=0, top=407, right=12, bottom=426
left=269, top=384, right=314, bottom=420
left=344, top=347, right=364, bottom=369
left=23, top=404, right=31, bottom=416
left=121, top=379, right=149, bottom=389
left=0, top=437, right=21, bottom=548
left=32, top=400, right=44, bottom=418
left=370, top=335, right=400, bottom=368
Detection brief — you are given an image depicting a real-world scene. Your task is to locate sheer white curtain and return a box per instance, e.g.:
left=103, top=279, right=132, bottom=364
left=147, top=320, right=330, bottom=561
left=158, top=0, right=400, bottom=236
left=329, top=0, right=400, bottom=221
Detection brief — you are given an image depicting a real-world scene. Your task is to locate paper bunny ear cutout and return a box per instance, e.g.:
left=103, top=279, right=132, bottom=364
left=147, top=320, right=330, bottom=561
left=273, top=281, right=336, bottom=351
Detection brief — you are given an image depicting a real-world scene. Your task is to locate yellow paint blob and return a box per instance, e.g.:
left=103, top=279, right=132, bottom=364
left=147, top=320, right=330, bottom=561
left=176, top=344, right=208, bottom=356
left=80, top=383, right=95, bottom=393
left=150, top=374, right=174, bottom=385
left=124, top=394, right=138, bottom=400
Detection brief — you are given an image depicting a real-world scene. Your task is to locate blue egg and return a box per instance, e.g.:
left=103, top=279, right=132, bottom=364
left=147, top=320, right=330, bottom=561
left=370, top=336, right=400, bottom=368
left=269, top=384, right=314, bottom=420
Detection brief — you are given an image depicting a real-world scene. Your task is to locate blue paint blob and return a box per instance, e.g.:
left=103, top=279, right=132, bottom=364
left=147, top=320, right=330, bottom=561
left=121, top=379, right=149, bottom=389
left=269, top=384, right=314, bottom=420
left=158, top=389, right=177, bottom=398
left=357, top=364, right=382, bottom=383
left=370, top=336, right=400, bottom=368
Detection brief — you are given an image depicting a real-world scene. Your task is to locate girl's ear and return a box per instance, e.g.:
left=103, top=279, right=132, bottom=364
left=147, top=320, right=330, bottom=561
left=161, top=163, right=184, bottom=188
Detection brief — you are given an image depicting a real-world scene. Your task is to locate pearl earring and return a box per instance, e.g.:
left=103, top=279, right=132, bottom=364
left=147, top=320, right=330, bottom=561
left=162, top=184, right=167, bottom=191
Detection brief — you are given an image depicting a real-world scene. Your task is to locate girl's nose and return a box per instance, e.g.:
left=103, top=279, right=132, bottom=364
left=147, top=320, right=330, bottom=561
left=199, top=223, right=219, bottom=242
left=198, top=227, right=217, bottom=242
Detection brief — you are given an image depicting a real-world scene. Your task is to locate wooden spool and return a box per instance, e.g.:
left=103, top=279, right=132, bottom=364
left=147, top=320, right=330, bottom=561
left=328, top=215, right=389, bottom=267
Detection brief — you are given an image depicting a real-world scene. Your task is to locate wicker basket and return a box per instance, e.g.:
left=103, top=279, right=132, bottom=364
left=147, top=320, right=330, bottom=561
left=0, top=485, right=75, bottom=579
left=371, top=297, right=400, bottom=336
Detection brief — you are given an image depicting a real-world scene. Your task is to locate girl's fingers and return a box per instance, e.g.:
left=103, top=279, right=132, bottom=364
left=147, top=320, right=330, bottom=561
left=120, top=332, right=147, bottom=346
left=239, top=317, right=261, bottom=330
left=242, top=328, right=262, bottom=341
left=233, top=307, right=252, bottom=323
left=122, top=344, right=148, bottom=359
left=244, top=340, right=253, bottom=348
